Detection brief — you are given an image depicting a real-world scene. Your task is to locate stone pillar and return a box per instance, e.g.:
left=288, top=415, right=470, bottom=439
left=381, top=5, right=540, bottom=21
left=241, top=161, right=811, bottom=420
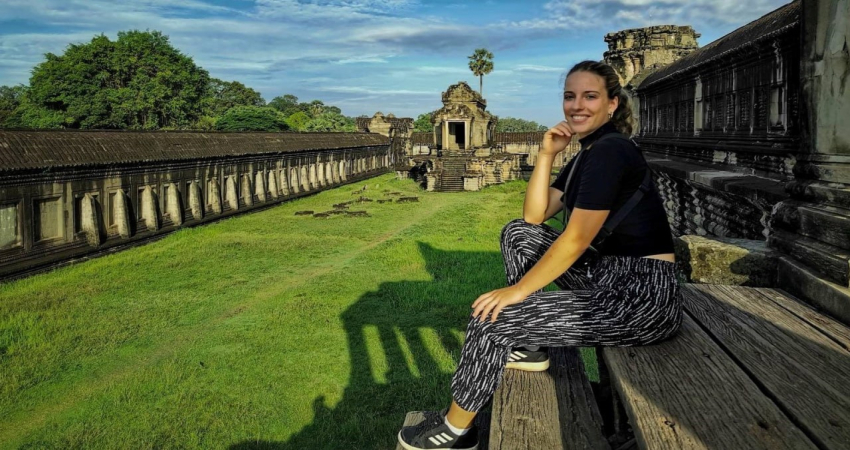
left=81, top=193, right=103, bottom=246
left=209, top=178, right=222, bottom=214
left=301, top=166, right=309, bottom=191
left=189, top=181, right=204, bottom=220
left=142, top=186, right=160, bottom=231
left=255, top=171, right=267, bottom=203
left=114, top=189, right=130, bottom=238
left=330, top=157, right=339, bottom=183
left=291, top=167, right=301, bottom=194
left=166, top=182, right=183, bottom=226
left=768, top=0, right=850, bottom=324
left=268, top=171, right=279, bottom=199
left=281, top=170, right=291, bottom=196
left=326, top=161, right=333, bottom=184
left=242, top=175, right=254, bottom=207
left=801, top=0, right=850, bottom=156
left=226, top=176, right=239, bottom=210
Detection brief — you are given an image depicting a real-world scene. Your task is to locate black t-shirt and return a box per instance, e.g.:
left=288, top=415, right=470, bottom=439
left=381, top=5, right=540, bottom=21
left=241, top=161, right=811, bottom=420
left=550, top=122, right=674, bottom=257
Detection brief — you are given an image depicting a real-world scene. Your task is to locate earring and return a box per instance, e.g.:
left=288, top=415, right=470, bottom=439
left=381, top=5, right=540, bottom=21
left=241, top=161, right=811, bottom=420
left=608, top=112, right=613, bottom=119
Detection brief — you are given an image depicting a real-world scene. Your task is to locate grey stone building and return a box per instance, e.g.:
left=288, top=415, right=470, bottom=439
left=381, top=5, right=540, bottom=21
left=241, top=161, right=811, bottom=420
left=621, top=0, right=850, bottom=323
left=0, top=131, right=390, bottom=278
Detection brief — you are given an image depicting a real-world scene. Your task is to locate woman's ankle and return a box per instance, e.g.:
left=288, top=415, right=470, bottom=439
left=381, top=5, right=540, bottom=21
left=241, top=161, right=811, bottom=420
left=446, top=402, right=476, bottom=429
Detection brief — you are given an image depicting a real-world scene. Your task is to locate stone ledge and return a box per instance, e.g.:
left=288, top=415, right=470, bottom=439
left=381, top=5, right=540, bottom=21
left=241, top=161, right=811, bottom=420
left=647, top=157, right=789, bottom=206
left=776, top=256, right=850, bottom=326
left=674, top=235, right=778, bottom=286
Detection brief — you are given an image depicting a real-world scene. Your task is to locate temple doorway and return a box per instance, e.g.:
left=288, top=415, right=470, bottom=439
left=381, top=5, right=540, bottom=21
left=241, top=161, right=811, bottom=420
left=448, top=122, right=466, bottom=150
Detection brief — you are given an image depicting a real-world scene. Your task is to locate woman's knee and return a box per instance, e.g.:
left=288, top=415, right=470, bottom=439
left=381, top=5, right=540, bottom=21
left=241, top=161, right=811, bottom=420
left=500, top=218, right=538, bottom=246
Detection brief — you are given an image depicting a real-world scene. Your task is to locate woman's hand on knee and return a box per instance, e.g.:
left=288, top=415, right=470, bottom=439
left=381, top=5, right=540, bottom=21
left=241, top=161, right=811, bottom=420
left=472, top=286, right=528, bottom=323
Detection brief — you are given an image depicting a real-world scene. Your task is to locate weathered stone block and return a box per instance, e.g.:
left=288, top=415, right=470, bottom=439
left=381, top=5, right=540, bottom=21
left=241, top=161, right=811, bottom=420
left=674, top=235, right=778, bottom=286
left=81, top=193, right=103, bottom=247
left=113, top=190, right=130, bottom=238
left=776, top=256, right=850, bottom=325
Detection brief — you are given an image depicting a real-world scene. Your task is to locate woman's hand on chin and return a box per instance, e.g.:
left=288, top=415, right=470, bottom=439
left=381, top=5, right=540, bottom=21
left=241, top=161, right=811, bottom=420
left=540, top=120, right=574, bottom=157
left=472, top=286, right=528, bottom=323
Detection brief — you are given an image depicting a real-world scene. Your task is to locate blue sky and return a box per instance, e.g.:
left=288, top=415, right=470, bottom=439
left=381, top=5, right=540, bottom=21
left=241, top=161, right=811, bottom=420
left=0, top=0, right=792, bottom=126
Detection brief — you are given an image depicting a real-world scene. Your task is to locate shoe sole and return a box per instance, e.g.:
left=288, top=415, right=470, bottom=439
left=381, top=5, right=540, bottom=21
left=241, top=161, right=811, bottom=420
left=505, top=359, right=550, bottom=371
left=397, top=431, right=478, bottom=450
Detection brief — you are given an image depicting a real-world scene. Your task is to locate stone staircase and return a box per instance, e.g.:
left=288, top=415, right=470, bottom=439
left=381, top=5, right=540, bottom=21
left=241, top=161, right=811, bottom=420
left=439, top=157, right=467, bottom=192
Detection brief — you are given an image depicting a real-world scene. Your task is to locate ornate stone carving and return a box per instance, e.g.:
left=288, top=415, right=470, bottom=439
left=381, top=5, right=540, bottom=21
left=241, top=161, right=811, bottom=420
left=604, top=25, right=700, bottom=88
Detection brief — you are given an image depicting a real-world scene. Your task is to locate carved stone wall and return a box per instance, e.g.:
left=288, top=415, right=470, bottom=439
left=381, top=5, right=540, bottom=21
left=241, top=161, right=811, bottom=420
left=649, top=159, right=788, bottom=240
left=357, top=112, right=414, bottom=165
left=432, top=82, right=496, bottom=152
left=604, top=25, right=700, bottom=87
left=767, top=0, right=850, bottom=323
left=627, top=0, right=850, bottom=323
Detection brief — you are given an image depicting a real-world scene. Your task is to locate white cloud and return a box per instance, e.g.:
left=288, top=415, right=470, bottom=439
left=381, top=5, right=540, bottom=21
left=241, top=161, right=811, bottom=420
left=334, top=55, right=392, bottom=64
left=513, top=64, right=564, bottom=73
left=506, top=0, right=790, bottom=31
left=322, top=86, right=433, bottom=95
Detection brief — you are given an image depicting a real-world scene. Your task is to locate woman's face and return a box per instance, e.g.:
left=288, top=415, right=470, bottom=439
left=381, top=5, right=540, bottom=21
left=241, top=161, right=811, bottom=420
left=563, top=71, right=618, bottom=139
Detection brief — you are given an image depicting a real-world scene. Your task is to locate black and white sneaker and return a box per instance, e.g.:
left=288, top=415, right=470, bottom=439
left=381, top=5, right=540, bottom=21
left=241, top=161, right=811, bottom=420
left=505, top=347, right=550, bottom=371
left=398, top=409, right=479, bottom=450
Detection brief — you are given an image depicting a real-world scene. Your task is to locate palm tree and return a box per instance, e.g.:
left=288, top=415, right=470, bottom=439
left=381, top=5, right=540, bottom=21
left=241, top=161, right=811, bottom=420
left=468, top=48, right=494, bottom=97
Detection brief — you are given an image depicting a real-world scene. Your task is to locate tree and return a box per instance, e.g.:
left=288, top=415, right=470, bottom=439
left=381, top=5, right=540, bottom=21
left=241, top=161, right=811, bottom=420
left=203, top=79, right=265, bottom=118
left=3, top=97, right=65, bottom=129
left=468, top=48, right=494, bottom=96
left=20, top=30, right=210, bottom=129
left=308, top=100, right=325, bottom=117
left=268, top=94, right=301, bottom=116
left=413, top=112, right=434, bottom=132
left=305, top=112, right=355, bottom=132
left=215, top=106, right=289, bottom=132
left=495, top=117, right=548, bottom=132
left=285, top=111, right=311, bottom=131
left=0, top=85, right=27, bottom=127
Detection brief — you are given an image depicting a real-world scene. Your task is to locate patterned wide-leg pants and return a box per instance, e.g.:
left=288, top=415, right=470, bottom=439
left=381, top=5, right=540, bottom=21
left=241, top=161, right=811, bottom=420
left=450, top=218, right=682, bottom=412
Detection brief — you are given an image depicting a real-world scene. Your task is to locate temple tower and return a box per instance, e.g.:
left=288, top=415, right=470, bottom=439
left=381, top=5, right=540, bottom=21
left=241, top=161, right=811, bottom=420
left=604, top=25, right=700, bottom=88
left=432, top=82, right=496, bottom=153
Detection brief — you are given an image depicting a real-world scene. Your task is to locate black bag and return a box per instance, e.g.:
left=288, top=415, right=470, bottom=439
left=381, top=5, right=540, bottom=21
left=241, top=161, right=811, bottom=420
left=559, top=133, right=653, bottom=272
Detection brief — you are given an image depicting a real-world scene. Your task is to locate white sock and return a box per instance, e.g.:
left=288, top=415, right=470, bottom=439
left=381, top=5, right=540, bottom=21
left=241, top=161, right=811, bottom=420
left=444, top=417, right=471, bottom=436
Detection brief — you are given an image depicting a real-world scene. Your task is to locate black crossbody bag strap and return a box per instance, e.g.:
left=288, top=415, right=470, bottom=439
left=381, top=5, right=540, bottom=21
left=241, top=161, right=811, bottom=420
left=561, top=133, right=653, bottom=246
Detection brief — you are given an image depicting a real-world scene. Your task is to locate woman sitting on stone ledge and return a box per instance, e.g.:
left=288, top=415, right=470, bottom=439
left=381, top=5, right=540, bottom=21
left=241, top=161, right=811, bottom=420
left=397, top=60, right=682, bottom=450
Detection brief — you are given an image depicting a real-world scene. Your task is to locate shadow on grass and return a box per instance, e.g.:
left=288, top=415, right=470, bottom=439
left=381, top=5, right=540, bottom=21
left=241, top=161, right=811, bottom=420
left=229, top=241, right=505, bottom=450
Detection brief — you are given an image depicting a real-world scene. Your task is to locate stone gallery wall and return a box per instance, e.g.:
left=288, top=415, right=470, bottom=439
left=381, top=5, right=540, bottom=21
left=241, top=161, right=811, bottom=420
left=633, top=0, right=850, bottom=323
left=0, top=131, right=391, bottom=278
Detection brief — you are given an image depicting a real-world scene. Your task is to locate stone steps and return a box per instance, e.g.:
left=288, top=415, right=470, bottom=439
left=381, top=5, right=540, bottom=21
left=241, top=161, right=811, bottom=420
left=772, top=200, right=850, bottom=251
left=439, top=157, right=467, bottom=192
left=787, top=180, right=850, bottom=210
left=769, top=229, right=850, bottom=287
left=776, top=256, right=850, bottom=325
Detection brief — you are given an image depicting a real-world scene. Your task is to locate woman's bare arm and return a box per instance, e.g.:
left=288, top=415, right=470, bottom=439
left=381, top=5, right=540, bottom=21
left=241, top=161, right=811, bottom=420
left=515, top=207, right=609, bottom=295
left=524, top=121, right=574, bottom=224
left=523, top=154, right=560, bottom=224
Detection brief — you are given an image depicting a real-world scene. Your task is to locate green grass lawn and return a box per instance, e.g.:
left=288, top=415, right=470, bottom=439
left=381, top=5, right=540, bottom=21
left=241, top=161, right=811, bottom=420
left=0, top=173, right=597, bottom=449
